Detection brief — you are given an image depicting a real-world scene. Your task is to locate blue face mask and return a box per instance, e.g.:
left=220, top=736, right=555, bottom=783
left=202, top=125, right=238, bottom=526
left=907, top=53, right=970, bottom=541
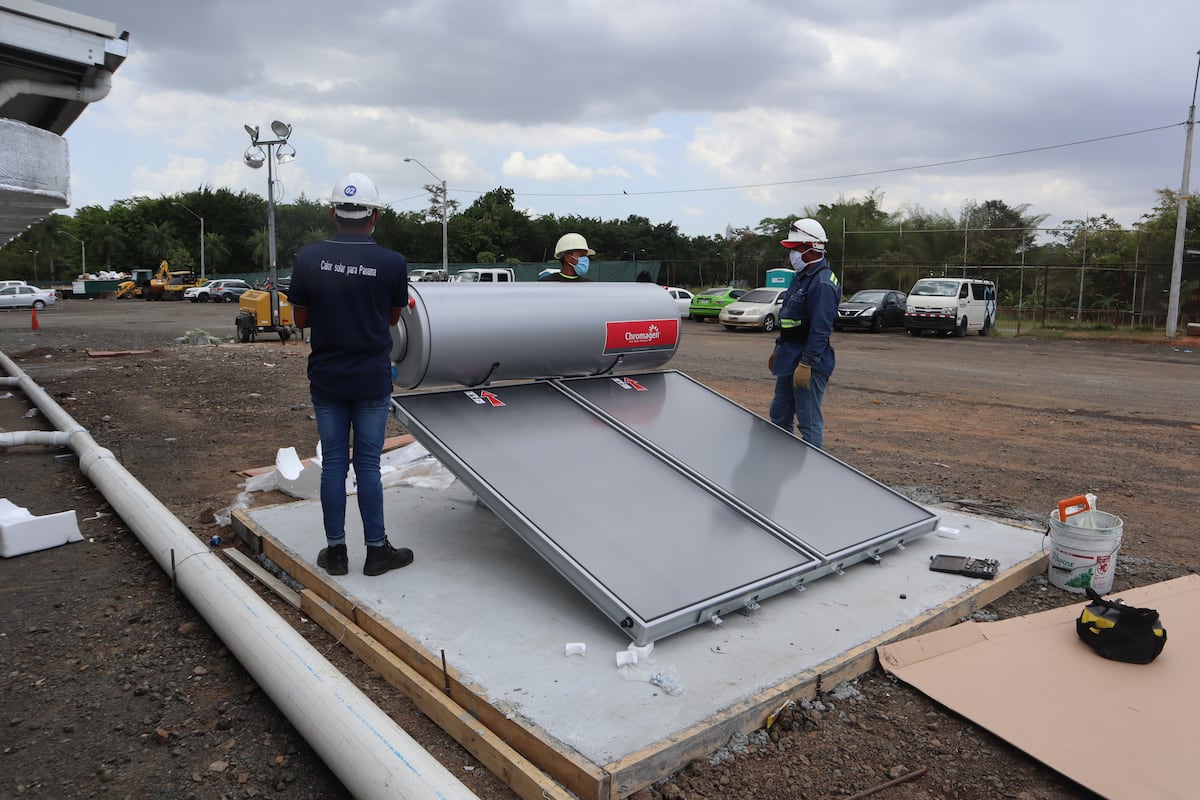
left=573, top=255, right=590, bottom=275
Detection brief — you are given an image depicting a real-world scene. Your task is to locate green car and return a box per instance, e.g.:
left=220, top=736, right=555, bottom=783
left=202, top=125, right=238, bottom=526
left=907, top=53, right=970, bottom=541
left=688, top=287, right=747, bottom=321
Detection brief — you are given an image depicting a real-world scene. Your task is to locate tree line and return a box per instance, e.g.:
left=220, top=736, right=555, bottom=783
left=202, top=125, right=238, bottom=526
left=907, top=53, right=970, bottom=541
left=3, top=184, right=1197, bottom=319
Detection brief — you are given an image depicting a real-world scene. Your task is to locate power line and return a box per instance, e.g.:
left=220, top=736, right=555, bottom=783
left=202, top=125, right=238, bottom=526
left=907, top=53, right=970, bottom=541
left=474, top=122, right=1185, bottom=201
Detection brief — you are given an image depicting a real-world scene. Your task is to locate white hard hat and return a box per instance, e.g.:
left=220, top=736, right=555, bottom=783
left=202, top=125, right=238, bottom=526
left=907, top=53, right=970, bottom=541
left=554, top=232, right=595, bottom=259
left=330, top=172, right=385, bottom=218
left=781, top=218, right=828, bottom=250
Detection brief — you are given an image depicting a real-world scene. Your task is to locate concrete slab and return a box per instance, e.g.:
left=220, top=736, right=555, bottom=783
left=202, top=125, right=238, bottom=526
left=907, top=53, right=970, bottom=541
left=240, top=480, right=1048, bottom=788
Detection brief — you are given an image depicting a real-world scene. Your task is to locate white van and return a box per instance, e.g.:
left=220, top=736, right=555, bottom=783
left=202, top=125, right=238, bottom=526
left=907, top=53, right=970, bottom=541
left=0, top=280, right=30, bottom=290
left=904, top=278, right=997, bottom=337
left=456, top=267, right=515, bottom=283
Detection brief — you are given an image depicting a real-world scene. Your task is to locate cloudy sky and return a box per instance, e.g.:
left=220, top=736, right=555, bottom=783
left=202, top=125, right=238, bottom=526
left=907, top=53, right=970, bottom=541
left=43, top=0, right=1200, bottom=239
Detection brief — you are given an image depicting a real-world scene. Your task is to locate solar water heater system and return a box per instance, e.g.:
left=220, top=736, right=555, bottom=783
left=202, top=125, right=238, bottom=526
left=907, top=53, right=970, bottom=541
left=388, top=283, right=938, bottom=644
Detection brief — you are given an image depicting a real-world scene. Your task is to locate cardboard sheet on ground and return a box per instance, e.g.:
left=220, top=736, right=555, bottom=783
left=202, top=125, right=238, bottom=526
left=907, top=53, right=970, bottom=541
left=877, top=575, right=1199, bottom=800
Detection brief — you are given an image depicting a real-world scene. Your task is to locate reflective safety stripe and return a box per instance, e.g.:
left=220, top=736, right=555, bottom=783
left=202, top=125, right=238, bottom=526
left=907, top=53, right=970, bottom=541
left=780, top=268, right=837, bottom=329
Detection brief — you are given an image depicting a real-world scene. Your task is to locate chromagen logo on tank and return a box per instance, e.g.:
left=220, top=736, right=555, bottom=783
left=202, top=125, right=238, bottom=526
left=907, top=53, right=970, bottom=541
left=603, top=318, right=680, bottom=354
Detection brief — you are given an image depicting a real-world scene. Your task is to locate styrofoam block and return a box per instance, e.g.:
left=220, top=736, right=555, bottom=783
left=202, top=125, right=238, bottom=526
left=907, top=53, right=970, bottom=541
left=275, top=446, right=304, bottom=481
left=0, top=498, right=83, bottom=557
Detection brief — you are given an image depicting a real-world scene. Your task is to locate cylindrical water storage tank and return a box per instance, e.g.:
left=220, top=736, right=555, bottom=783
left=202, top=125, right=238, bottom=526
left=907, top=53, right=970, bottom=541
left=391, top=282, right=682, bottom=389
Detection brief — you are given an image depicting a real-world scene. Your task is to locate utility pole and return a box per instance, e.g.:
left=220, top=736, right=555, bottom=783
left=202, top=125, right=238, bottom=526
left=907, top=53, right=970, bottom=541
left=404, top=158, right=448, bottom=273
left=1166, top=50, right=1200, bottom=338
left=174, top=202, right=205, bottom=281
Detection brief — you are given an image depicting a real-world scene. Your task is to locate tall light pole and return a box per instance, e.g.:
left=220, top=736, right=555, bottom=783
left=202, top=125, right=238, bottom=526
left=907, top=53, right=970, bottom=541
left=58, top=230, right=85, bottom=275
left=404, top=157, right=448, bottom=273
left=173, top=201, right=205, bottom=281
left=28, top=250, right=38, bottom=282
left=243, top=120, right=296, bottom=328
left=1167, top=51, right=1200, bottom=338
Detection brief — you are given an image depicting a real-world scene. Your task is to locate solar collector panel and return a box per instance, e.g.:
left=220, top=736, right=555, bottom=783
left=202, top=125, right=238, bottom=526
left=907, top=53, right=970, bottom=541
left=392, top=381, right=819, bottom=643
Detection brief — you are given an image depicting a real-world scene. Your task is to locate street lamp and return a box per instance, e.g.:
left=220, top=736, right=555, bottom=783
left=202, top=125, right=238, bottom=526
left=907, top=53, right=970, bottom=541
left=1166, top=50, right=1200, bottom=337
left=243, top=120, right=296, bottom=327
left=173, top=201, right=205, bottom=281
left=58, top=231, right=85, bottom=275
left=28, top=249, right=38, bottom=282
left=403, top=157, right=448, bottom=273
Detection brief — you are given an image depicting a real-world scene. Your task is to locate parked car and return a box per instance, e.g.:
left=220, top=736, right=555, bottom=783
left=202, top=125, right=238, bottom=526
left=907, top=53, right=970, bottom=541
left=688, top=287, right=746, bottom=321
left=0, top=284, right=56, bottom=309
left=184, top=281, right=211, bottom=302
left=206, top=279, right=254, bottom=303
left=718, top=287, right=785, bottom=332
left=409, top=269, right=448, bottom=282
left=457, top=267, right=515, bottom=283
left=664, top=286, right=694, bottom=316
left=904, top=278, right=996, bottom=337
left=835, top=289, right=907, bottom=333
left=187, top=278, right=246, bottom=302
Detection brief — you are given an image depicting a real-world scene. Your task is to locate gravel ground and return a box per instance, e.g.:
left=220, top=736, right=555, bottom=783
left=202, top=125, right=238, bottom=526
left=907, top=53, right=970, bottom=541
left=1, top=299, right=1196, bottom=799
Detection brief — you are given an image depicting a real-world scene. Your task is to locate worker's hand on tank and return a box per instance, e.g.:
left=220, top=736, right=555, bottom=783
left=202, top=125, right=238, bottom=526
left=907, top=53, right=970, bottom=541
left=793, top=363, right=811, bottom=389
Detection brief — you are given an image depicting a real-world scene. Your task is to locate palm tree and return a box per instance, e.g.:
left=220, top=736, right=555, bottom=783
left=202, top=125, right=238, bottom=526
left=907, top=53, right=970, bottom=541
left=142, top=222, right=175, bottom=263
left=29, top=216, right=60, bottom=281
left=203, top=232, right=230, bottom=274
left=92, top=222, right=123, bottom=269
left=246, top=229, right=270, bottom=270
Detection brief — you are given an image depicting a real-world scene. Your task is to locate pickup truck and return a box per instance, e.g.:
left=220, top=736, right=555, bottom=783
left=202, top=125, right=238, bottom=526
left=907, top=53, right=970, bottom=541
left=455, top=267, right=515, bottom=283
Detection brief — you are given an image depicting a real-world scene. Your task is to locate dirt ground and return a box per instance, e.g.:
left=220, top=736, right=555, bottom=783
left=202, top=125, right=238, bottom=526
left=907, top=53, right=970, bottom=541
left=1, top=299, right=1197, bottom=800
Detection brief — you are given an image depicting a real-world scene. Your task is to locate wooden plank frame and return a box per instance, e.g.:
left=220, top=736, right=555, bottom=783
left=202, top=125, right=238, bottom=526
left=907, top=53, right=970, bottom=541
left=232, top=506, right=1047, bottom=800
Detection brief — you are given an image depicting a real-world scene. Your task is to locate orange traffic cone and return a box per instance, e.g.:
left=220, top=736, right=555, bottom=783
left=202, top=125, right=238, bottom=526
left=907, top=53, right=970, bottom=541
left=31, top=307, right=39, bottom=331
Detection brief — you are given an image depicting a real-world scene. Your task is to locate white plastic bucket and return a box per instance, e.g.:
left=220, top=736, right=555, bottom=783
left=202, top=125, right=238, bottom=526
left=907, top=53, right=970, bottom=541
left=1047, top=507, right=1123, bottom=594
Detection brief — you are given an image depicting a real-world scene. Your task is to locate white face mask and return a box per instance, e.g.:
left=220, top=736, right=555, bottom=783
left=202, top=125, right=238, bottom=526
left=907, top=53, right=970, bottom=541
left=788, top=249, right=808, bottom=270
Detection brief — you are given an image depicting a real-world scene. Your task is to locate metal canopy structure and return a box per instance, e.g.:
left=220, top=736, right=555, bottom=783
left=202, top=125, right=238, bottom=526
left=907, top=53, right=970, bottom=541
left=391, top=369, right=938, bottom=645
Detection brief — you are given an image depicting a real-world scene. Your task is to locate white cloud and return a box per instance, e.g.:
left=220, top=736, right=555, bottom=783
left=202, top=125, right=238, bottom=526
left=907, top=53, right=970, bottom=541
left=501, top=152, right=629, bottom=182
left=43, top=0, right=1200, bottom=237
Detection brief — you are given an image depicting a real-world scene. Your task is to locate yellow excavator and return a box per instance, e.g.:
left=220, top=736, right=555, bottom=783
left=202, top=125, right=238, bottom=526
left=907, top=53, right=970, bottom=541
left=148, top=260, right=203, bottom=300
left=160, top=269, right=204, bottom=301
left=115, top=264, right=162, bottom=299
left=116, top=260, right=180, bottom=300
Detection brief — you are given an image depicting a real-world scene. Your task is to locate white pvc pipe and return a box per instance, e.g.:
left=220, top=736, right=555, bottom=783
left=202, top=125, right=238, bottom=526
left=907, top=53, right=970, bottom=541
left=0, top=430, right=75, bottom=448
left=0, top=349, right=478, bottom=800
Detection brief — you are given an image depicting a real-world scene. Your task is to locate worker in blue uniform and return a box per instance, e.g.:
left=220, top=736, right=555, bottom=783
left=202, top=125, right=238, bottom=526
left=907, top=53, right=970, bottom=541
left=768, top=218, right=840, bottom=448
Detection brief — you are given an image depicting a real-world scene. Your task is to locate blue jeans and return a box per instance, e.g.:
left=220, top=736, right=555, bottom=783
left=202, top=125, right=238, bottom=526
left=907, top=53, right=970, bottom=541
left=312, top=395, right=391, bottom=547
left=769, top=370, right=829, bottom=448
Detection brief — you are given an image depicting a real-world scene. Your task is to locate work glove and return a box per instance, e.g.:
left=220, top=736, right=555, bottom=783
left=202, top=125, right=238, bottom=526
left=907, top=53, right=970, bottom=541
left=793, top=362, right=812, bottom=389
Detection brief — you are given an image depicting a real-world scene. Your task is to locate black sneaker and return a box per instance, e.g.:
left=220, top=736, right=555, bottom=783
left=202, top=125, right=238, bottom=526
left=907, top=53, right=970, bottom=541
left=363, top=541, right=414, bottom=576
left=317, top=543, right=348, bottom=576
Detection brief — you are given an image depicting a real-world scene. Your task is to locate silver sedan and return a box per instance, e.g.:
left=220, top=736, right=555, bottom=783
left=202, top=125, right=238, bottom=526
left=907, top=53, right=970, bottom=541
left=0, top=285, right=57, bottom=309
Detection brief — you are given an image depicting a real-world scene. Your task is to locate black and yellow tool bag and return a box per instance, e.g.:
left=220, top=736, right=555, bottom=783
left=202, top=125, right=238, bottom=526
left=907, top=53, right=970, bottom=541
left=1075, top=587, right=1166, bottom=664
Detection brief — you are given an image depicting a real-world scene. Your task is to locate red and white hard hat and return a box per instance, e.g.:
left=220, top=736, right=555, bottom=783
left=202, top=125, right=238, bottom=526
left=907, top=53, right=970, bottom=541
left=781, top=218, right=828, bottom=250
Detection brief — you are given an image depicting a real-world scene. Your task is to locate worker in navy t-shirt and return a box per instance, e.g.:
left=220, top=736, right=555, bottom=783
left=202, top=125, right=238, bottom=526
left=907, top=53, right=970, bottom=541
left=539, top=232, right=595, bottom=282
left=289, top=172, right=412, bottom=578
